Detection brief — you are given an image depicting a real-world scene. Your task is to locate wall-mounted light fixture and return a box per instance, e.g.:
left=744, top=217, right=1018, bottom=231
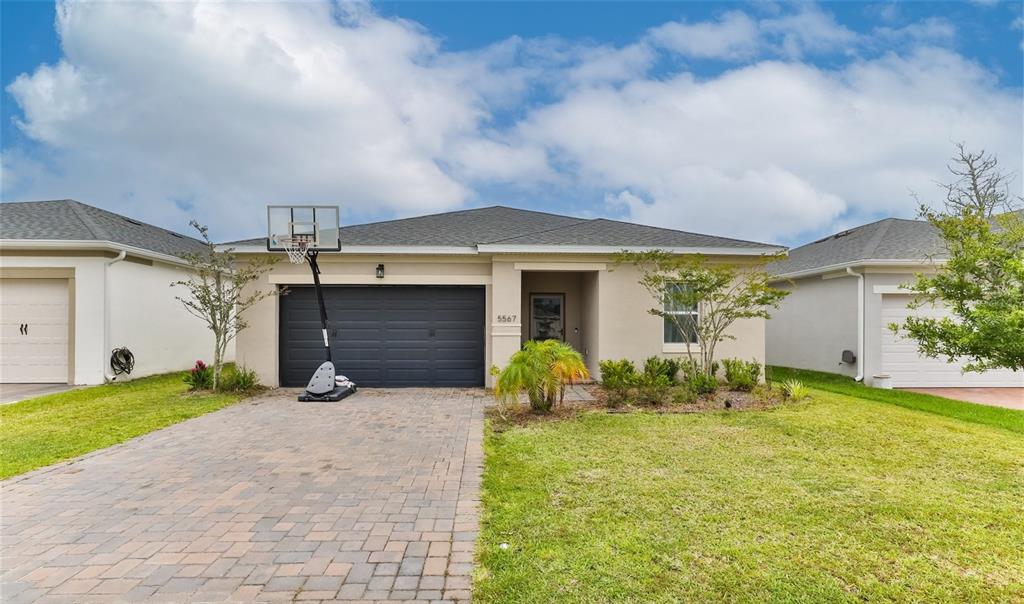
left=376, top=263, right=385, bottom=279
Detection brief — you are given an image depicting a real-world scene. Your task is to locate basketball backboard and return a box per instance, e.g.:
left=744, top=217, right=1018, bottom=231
left=267, top=205, right=340, bottom=252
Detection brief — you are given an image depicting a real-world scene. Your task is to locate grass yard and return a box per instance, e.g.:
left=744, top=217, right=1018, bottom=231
left=769, top=365, right=1024, bottom=435
left=0, top=372, right=248, bottom=479
left=477, top=390, right=1024, bottom=603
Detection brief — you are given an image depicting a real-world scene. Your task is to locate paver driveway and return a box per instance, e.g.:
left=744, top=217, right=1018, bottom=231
left=1, top=388, right=486, bottom=603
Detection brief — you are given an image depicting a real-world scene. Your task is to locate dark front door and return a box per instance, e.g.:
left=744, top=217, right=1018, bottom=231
left=279, top=285, right=485, bottom=387
left=530, top=293, right=565, bottom=341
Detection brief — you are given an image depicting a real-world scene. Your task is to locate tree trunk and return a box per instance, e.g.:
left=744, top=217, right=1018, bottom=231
left=212, top=335, right=223, bottom=390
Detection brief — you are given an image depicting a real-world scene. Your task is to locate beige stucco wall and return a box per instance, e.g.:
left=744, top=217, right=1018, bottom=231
left=592, top=261, right=768, bottom=378
left=580, top=271, right=600, bottom=376
left=766, top=274, right=858, bottom=377
left=236, top=252, right=770, bottom=387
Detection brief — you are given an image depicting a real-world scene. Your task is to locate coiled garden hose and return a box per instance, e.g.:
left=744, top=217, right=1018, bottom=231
left=110, top=347, right=135, bottom=375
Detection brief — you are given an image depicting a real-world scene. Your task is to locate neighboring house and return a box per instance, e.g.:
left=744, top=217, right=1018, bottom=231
left=0, top=200, right=221, bottom=385
left=767, top=217, right=1023, bottom=388
left=225, top=206, right=784, bottom=388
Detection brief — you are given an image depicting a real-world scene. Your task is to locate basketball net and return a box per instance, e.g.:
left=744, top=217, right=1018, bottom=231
left=279, top=236, right=312, bottom=264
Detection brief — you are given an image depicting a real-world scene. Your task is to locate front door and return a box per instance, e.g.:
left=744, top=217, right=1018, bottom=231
left=530, top=293, right=565, bottom=341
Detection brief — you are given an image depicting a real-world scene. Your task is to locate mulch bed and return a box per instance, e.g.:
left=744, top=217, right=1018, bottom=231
left=488, top=384, right=789, bottom=430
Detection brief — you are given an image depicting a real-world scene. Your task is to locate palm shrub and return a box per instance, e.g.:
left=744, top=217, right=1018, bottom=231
left=722, top=358, right=761, bottom=392
left=780, top=380, right=810, bottom=400
left=598, top=359, right=638, bottom=407
left=494, top=340, right=589, bottom=413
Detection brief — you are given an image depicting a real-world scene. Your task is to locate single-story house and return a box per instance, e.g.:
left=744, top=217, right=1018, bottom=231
left=0, top=199, right=222, bottom=385
left=226, top=206, right=785, bottom=388
left=766, top=217, right=1023, bottom=388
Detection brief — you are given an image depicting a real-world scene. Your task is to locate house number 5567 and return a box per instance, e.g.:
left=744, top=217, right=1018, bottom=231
left=496, top=314, right=517, bottom=323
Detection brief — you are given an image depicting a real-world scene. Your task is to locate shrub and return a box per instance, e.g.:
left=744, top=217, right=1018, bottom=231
left=218, top=365, right=261, bottom=392
left=642, top=356, right=681, bottom=384
left=780, top=380, right=810, bottom=400
left=680, top=359, right=718, bottom=395
left=670, top=385, right=697, bottom=405
left=636, top=372, right=672, bottom=406
left=722, top=358, right=761, bottom=392
left=184, top=360, right=213, bottom=390
left=495, top=340, right=589, bottom=413
left=599, top=359, right=638, bottom=408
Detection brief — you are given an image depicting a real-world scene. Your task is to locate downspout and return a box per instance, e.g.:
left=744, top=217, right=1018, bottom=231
left=846, top=267, right=864, bottom=382
left=104, top=249, right=128, bottom=381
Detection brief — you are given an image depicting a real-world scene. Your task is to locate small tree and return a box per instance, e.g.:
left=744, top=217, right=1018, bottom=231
left=617, top=251, right=789, bottom=376
left=893, top=145, right=1024, bottom=372
left=173, top=221, right=279, bottom=389
left=493, top=339, right=589, bottom=413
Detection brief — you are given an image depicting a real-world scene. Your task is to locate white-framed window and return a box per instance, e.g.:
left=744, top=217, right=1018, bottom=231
left=664, top=282, right=698, bottom=344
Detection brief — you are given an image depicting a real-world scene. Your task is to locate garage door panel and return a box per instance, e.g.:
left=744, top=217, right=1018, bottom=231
left=0, top=278, right=70, bottom=384
left=881, top=294, right=1022, bottom=388
left=280, top=285, right=484, bottom=387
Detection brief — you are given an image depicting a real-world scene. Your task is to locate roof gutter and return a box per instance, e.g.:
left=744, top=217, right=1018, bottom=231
left=846, top=267, right=864, bottom=382
left=770, top=258, right=941, bottom=281
left=223, top=243, right=786, bottom=256
left=475, top=244, right=787, bottom=255
left=0, top=239, right=191, bottom=267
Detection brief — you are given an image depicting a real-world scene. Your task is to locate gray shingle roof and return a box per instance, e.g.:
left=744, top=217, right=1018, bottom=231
left=484, top=217, right=777, bottom=248
left=225, top=205, right=781, bottom=251
left=768, top=217, right=945, bottom=276
left=0, top=199, right=207, bottom=257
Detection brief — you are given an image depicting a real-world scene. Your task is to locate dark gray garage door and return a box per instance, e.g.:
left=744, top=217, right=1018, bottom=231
left=279, top=285, right=485, bottom=387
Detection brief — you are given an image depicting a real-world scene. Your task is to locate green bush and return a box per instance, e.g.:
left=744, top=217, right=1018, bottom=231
left=219, top=365, right=261, bottom=392
left=599, top=359, right=638, bottom=407
left=642, top=356, right=681, bottom=384
left=636, top=372, right=672, bottom=406
left=680, top=359, right=718, bottom=395
left=183, top=360, right=213, bottom=390
left=780, top=379, right=810, bottom=400
left=495, top=340, right=589, bottom=413
left=722, top=358, right=761, bottom=392
left=671, top=385, right=698, bottom=405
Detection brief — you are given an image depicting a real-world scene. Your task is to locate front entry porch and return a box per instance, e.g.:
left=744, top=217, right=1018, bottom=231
left=487, top=262, right=603, bottom=381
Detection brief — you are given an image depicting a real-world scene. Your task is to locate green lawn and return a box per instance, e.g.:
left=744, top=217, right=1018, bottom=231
left=0, top=372, right=247, bottom=479
left=477, top=391, right=1024, bottom=602
left=769, top=366, right=1024, bottom=435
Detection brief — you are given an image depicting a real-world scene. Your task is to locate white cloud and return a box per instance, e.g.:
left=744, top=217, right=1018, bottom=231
left=513, top=48, right=1021, bottom=242
left=648, top=11, right=761, bottom=60
left=760, top=7, right=858, bottom=58
left=5, top=0, right=500, bottom=236
left=3, top=2, right=1021, bottom=246
left=648, top=7, right=857, bottom=61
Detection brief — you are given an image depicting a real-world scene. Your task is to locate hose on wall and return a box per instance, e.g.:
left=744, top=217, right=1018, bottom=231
left=110, top=347, right=135, bottom=376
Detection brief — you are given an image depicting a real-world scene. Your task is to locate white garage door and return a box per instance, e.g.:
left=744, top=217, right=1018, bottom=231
left=0, top=279, right=70, bottom=383
left=881, top=294, right=1023, bottom=388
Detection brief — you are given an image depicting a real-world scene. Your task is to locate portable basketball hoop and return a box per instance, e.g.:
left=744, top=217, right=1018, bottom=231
left=279, top=233, right=314, bottom=264
left=267, top=205, right=355, bottom=403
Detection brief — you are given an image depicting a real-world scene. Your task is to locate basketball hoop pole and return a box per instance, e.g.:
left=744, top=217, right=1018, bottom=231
left=305, top=250, right=333, bottom=363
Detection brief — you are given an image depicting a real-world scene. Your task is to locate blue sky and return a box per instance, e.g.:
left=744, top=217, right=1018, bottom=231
left=2, top=1, right=1022, bottom=246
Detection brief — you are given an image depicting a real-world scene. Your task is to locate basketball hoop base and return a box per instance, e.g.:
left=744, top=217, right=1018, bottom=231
left=299, top=383, right=357, bottom=402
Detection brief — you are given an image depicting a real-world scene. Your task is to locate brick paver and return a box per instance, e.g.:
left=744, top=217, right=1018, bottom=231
left=1, top=388, right=486, bottom=603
